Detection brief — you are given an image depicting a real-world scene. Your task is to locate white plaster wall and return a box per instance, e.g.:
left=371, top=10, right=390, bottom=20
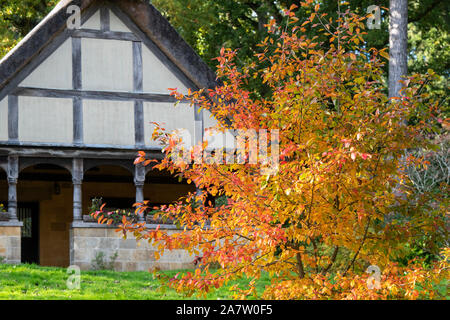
left=82, top=10, right=101, bottom=30
left=110, top=11, right=131, bottom=32
left=20, top=39, right=72, bottom=90
left=83, top=99, right=135, bottom=146
left=203, top=109, right=217, bottom=129
left=82, top=38, right=133, bottom=92
left=142, top=46, right=189, bottom=95
left=203, top=129, right=237, bottom=151
left=203, top=109, right=236, bottom=150
left=0, top=98, right=8, bottom=141
left=143, top=102, right=195, bottom=147
left=18, top=96, right=73, bottom=143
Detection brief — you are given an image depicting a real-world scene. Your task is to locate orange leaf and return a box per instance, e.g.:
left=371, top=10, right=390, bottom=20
left=379, top=50, right=389, bottom=60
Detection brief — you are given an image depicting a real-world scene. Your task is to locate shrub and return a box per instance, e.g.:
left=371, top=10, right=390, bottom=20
left=91, top=251, right=118, bottom=271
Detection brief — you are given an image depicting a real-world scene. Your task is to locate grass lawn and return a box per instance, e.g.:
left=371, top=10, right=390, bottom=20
left=0, top=263, right=271, bottom=300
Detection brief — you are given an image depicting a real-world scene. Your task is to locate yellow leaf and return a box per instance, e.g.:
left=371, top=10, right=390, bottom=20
left=379, top=50, right=389, bottom=60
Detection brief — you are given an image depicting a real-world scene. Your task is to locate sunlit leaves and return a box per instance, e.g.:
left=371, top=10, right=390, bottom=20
left=118, top=1, right=445, bottom=299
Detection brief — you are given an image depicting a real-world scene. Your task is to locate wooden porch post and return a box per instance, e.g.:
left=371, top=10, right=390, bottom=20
left=72, top=158, right=83, bottom=222
left=7, top=156, right=19, bottom=222
left=134, top=164, right=145, bottom=222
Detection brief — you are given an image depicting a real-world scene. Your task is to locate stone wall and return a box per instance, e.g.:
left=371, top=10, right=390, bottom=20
left=0, top=223, right=22, bottom=264
left=70, top=222, right=195, bottom=271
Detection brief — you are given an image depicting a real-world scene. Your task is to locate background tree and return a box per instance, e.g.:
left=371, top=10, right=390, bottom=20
left=152, top=0, right=448, bottom=108
left=388, top=0, right=408, bottom=98
left=0, top=0, right=58, bottom=57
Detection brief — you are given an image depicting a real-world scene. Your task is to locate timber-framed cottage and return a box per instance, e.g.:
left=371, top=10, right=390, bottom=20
left=0, top=0, right=218, bottom=271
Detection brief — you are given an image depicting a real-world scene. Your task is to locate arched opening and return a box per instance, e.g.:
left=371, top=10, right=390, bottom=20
left=144, top=168, right=196, bottom=216
left=18, top=163, right=73, bottom=266
left=83, top=165, right=135, bottom=218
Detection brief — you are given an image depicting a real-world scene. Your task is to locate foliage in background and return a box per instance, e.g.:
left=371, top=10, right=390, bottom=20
left=400, top=134, right=450, bottom=266
left=152, top=0, right=449, bottom=108
left=0, top=0, right=58, bottom=58
left=406, top=137, right=449, bottom=197
left=0, top=203, right=8, bottom=221
left=126, top=2, right=447, bottom=299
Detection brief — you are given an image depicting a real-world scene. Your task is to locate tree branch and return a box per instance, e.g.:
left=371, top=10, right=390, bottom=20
left=343, top=217, right=371, bottom=276
left=322, top=246, right=339, bottom=275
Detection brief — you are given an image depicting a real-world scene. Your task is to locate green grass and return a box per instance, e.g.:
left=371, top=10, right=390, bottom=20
left=0, top=263, right=271, bottom=300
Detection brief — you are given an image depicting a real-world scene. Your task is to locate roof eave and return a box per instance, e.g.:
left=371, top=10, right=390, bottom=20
left=0, top=0, right=218, bottom=96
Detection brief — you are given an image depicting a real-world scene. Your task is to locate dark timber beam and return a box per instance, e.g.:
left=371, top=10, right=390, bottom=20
left=72, top=29, right=139, bottom=41
left=14, top=172, right=188, bottom=185
left=72, top=36, right=83, bottom=145
left=100, top=6, right=110, bottom=32
left=109, top=5, right=200, bottom=92
left=8, top=95, right=18, bottom=142
left=73, top=97, right=83, bottom=145
left=133, top=40, right=144, bottom=147
left=13, top=87, right=179, bottom=103
left=0, top=145, right=165, bottom=160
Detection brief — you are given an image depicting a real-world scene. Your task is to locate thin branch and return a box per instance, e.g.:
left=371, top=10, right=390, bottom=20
left=322, top=246, right=339, bottom=275
left=343, top=217, right=371, bottom=276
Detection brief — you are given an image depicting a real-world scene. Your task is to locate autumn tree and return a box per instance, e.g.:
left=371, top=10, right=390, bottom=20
left=95, top=1, right=448, bottom=299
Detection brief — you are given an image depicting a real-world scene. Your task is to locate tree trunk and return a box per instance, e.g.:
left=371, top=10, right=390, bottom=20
left=296, top=252, right=305, bottom=278
left=389, top=0, right=408, bottom=98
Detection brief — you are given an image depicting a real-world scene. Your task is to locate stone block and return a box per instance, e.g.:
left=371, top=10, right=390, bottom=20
left=136, top=262, right=153, bottom=272
left=7, top=247, right=20, bottom=261
left=9, top=237, right=20, bottom=248
left=106, top=228, right=122, bottom=238
left=0, top=237, right=6, bottom=249
left=98, top=237, right=119, bottom=250
left=132, top=249, right=152, bottom=262
left=73, top=228, right=106, bottom=237
left=113, top=261, right=124, bottom=271
left=116, top=249, right=131, bottom=261
left=73, top=237, right=96, bottom=252
left=75, top=261, right=92, bottom=271
left=73, top=248, right=90, bottom=262
left=0, top=227, right=20, bottom=236
left=123, top=262, right=137, bottom=271
left=119, top=239, right=137, bottom=250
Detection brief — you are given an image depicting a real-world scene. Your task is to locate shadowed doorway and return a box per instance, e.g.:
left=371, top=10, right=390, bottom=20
left=18, top=202, right=39, bottom=264
left=18, top=163, right=73, bottom=267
